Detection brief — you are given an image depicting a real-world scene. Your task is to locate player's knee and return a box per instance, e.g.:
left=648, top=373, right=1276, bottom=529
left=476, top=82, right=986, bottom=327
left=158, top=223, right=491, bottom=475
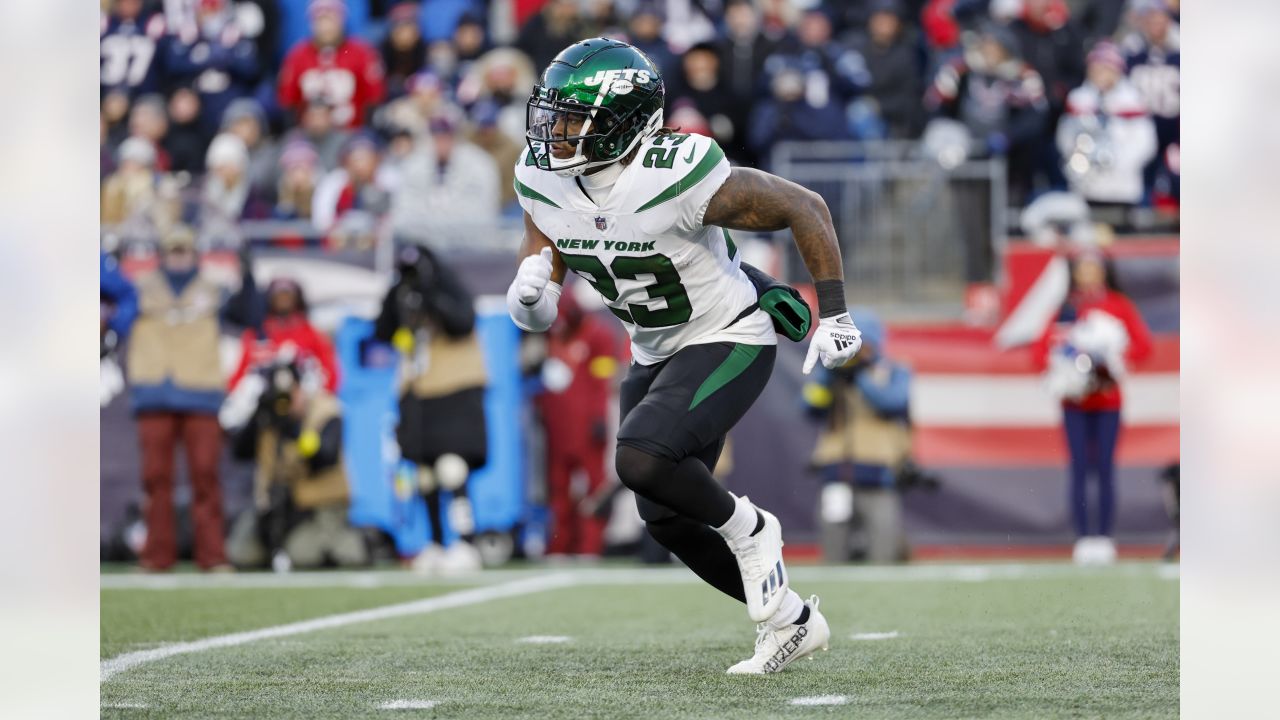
left=615, top=445, right=674, bottom=497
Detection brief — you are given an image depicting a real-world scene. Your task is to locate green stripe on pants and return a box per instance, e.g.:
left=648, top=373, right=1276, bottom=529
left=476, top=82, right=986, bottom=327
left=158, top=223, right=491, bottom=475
left=688, top=344, right=763, bottom=411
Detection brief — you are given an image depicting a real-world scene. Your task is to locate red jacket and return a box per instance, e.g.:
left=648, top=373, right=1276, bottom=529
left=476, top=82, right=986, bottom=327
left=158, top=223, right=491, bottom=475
left=227, top=314, right=341, bottom=393
left=1033, top=289, right=1153, bottom=411
left=277, top=38, right=386, bottom=129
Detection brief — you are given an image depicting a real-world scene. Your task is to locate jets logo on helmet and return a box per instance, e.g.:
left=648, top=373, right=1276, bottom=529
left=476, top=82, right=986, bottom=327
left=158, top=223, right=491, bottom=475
left=525, top=38, right=665, bottom=177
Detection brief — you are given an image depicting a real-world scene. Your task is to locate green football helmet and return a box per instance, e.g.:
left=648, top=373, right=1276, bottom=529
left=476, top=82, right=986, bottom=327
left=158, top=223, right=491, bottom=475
left=526, top=38, right=665, bottom=177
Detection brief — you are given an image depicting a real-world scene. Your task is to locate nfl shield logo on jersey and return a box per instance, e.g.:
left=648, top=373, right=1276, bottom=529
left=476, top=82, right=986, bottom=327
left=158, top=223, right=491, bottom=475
left=595, top=216, right=608, bottom=231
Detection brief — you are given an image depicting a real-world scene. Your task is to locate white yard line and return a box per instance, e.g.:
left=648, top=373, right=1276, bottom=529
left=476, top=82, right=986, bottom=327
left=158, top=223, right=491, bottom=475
left=850, top=631, right=900, bottom=641
left=100, top=573, right=576, bottom=683
left=517, top=635, right=572, bottom=644
left=789, top=695, right=850, bottom=706
left=377, top=700, right=439, bottom=710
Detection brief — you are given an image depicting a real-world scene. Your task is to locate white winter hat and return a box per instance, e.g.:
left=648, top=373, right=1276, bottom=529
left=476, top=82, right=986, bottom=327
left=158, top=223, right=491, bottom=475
left=118, top=136, right=156, bottom=166
left=206, top=133, right=249, bottom=170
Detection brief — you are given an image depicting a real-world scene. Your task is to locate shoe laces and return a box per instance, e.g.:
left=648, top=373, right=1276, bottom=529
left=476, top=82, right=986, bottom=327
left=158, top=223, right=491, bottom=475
left=752, top=623, right=771, bottom=652
left=729, top=534, right=765, bottom=577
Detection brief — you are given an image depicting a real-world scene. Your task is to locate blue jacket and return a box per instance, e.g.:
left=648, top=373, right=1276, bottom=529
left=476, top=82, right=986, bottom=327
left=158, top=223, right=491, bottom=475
left=100, top=252, right=138, bottom=339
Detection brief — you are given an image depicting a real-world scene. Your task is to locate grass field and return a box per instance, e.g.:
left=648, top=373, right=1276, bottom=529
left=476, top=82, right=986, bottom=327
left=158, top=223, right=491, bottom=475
left=100, top=563, right=1178, bottom=719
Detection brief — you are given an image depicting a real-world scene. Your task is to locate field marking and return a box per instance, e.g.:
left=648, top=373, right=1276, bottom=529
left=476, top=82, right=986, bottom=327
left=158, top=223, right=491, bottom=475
left=102, top=702, right=149, bottom=709
left=850, top=631, right=900, bottom=641
left=100, top=573, right=576, bottom=683
left=378, top=700, right=439, bottom=710
left=789, top=695, right=850, bottom=706
left=517, top=635, right=572, bottom=644
left=101, top=562, right=1172, bottom=591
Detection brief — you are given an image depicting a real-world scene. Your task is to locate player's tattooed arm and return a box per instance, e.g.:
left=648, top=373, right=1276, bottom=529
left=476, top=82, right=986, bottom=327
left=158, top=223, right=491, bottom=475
left=702, top=167, right=844, bottom=283
left=519, top=211, right=567, bottom=283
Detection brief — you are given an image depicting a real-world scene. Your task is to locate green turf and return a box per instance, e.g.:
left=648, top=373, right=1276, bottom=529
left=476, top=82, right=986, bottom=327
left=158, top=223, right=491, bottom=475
left=101, top=585, right=470, bottom=658
left=101, top=565, right=1178, bottom=719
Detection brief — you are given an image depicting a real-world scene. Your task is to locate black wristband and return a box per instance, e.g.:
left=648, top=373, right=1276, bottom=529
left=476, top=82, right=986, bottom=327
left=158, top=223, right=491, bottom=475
left=814, top=279, right=847, bottom=318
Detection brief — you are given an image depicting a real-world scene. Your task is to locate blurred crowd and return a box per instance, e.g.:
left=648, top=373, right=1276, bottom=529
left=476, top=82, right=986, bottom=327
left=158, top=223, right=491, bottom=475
left=102, top=0, right=1180, bottom=246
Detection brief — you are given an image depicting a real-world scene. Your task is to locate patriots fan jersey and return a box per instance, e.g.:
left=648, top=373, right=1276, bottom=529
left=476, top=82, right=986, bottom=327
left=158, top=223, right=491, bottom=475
left=514, top=133, right=775, bottom=365
left=100, top=11, right=168, bottom=98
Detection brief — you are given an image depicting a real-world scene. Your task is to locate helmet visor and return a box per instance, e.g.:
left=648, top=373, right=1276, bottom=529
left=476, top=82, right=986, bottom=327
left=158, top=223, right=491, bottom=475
left=525, top=88, right=617, bottom=169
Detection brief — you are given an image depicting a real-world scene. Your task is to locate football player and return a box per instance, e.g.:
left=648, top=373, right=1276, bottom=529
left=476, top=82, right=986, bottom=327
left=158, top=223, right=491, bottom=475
left=506, top=39, right=863, bottom=674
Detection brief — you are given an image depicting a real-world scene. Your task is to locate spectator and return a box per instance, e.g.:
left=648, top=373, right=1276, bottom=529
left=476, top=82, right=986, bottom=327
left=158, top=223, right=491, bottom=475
left=227, top=275, right=341, bottom=395
left=925, top=23, right=1049, bottom=203
left=516, top=0, right=582, bottom=71
left=278, top=0, right=371, bottom=61
left=450, top=12, right=490, bottom=81
left=380, top=2, right=428, bottom=100
left=273, top=140, right=321, bottom=220
left=455, top=48, right=537, bottom=144
left=380, top=70, right=450, bottom=138
left=802, top=308, right=913, bottom=564
left=625, top=2, right=678, bottom=81
left=1012, top=0, right=1085, bottom=191
left=1123, top=0, right=1179, bottom=204
left=668, top=43, right=743, bottom=162
left=1033, top=250, right=1153, bottom=565
left=1079, top=0, right=1129, bottom=45
left=1012, top=0, right=1085, bottom=115
left=221, top=98, right=280, bottom=199
left=374, top=246, right=488, bottom=574
left=125, top=225, right=230, bottom=572
left=762, top=7, right=873, bottom=138
left=1057, top=41, right=1157, bottom=211
left=417, top=0, right=480, bottom=44
left=129, top=94, right=174, bottom=171
left=312, top=133, right=395, bottom=243
left=102, top=90, right=134, bottom=155
left=164, top=87, right=210, bottom=175
left=390, top=109, right=499, bottom=246
left=466, top=100, right=523, bottom=210
left=201, top=133, right=264, bottom=223
left=718, top=0, right=781, bottom=101
left=224, top=357, right=367, bottom=571
left=101, top=137, right=164, bottom=226
left=538, top=287, right=621, bottom=559
left=283, top=102, right=351, bottom=172
left=278, top=0, right=386, bottom=130
left=101, top=251, right=139, bottom=407
left=748, top=60, right=853, bottom=164
left=165, top=0, right=260, bottom=137
left=101, top=0, right=168, bottom=100
left=851, top=0, right=925, bottom=139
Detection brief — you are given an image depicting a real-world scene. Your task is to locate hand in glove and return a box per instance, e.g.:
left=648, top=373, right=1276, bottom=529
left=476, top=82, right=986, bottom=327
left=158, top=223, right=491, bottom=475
left=515, top=247, right=554, bottom=304
left=803, top=312, right=863, bottom=375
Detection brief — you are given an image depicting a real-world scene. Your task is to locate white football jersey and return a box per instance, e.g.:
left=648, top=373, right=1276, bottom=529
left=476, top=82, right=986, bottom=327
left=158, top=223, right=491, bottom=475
left=514, top=132, right=775, bottom=365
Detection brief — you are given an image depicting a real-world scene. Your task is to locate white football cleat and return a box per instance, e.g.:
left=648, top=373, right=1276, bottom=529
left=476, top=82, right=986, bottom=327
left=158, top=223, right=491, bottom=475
left=411, top=543, right=445, bottom=574
left=727, top=596, right=831, bottom=675
left=438, top=540, right=484, bottom=575
left=725, top=497, right=788, bottom=622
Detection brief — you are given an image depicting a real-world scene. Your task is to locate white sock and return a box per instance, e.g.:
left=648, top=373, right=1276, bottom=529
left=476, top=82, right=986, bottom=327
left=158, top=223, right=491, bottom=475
left=714, top=495, right=757, bottom=540
left=767, top=590, right=805, bottom=629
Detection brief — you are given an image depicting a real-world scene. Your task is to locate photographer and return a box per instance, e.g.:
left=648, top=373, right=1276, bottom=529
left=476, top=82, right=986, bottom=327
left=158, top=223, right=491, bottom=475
left=1033, top=250, right=1152, bottom=564
left=802, top=308, right=914, bottom=564
left=374, top=245, right=488, bottom=573
left=222, top=357, right=367, bottom=571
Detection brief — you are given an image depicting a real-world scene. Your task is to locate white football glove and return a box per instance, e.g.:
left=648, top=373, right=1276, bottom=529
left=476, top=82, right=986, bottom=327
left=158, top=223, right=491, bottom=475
left=803, top=312, right=863, bottom=375
left=515, top=247, right=555, bottom=304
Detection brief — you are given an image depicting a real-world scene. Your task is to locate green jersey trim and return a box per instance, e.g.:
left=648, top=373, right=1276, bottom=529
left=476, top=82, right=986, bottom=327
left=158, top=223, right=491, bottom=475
left=689, top=343, right=763, bottom=410
left=635, top=141, right=726, bottom=213
left=514, top=178, right=561, bottom=209
left=722, top=228, right=738, bottom=260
